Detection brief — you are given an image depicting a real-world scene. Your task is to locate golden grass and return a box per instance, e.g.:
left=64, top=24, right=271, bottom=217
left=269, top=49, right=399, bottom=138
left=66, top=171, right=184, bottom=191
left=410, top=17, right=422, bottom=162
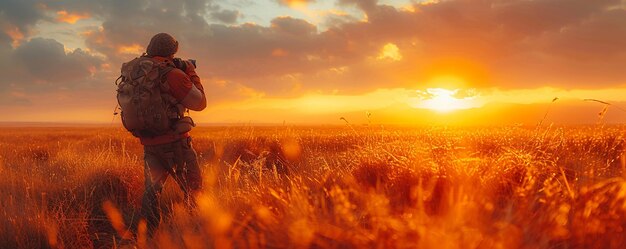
left=0, top=125, right=625, bottom=248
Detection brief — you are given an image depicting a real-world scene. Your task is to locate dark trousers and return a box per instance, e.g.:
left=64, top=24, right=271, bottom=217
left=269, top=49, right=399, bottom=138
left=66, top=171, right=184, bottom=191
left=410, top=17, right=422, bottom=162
left=140, top=137, right=202, bottom=235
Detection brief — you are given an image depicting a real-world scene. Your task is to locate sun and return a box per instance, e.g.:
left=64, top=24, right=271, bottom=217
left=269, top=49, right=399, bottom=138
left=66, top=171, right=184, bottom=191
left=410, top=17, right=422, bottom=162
left=421, top=88, right=464, bottom=112
left=412, top=88, right=476, bottom=112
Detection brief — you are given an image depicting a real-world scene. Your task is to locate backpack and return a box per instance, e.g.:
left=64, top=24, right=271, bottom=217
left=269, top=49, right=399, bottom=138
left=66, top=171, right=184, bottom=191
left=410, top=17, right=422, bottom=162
left=116, top=56, right=180, bottom=137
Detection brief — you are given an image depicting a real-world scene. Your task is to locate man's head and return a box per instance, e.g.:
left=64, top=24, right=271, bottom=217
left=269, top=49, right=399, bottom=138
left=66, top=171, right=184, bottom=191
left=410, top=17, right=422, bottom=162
left=146, top=33, right=178, bottom=58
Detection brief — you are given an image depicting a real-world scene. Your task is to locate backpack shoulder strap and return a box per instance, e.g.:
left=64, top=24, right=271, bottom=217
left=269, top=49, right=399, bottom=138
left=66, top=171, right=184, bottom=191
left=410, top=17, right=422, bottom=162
left=157, top=61, right=176, bottom=92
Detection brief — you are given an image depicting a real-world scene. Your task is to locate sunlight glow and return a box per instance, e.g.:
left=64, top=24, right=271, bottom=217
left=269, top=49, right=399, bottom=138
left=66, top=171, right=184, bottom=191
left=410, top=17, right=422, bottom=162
left=412, top=88, right=477, bottom=112
left=427, top=75, right=466, bottom=89
left=282, top=0, right=310, bottom=8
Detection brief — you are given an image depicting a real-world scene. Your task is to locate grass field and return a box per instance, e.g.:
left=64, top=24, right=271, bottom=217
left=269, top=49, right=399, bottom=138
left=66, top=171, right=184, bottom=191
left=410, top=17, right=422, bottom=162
left=1, top=125, right=625, bottom=248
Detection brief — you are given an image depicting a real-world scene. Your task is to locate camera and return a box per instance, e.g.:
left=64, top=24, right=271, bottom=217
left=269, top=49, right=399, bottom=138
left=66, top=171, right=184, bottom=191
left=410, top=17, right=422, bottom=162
left=172, top=58, right=197, bottom=71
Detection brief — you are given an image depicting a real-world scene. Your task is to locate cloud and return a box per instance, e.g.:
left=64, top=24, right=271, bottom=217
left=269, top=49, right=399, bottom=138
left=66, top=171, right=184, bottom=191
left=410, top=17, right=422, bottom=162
left=326, top=0, right=626, bottom=89
left=540, top=8, right=626, bottom=60
left=55, top=10, right=90, bottom=24
left=338, top=0, right=378, bottom=12
left=199, top=0, right=625, bottom=95
left=209, top=9, right=240, bottom=24
left=271, top=16, right=317, bottom=35
left=377, top=43, right=401, bottom=61
left=79, top=0, right=212, bottom=65
left=3, top=0, right=626, bottom=109
left=66, top=0, right=625, bottom=97
left=0, top=36, right=104, bottom=105
left=0, top=0, right=46, bottom=32
left=13, top=38, right=103, bottom=83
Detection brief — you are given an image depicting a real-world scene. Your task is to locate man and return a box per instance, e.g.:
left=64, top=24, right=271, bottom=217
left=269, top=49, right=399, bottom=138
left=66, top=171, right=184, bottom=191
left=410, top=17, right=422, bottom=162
left=124, top=33, right=206, bottom=236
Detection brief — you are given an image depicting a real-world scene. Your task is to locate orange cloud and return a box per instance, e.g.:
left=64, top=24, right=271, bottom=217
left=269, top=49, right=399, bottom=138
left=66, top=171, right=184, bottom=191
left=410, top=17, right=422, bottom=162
left=377, top=43, right=402, bottom=61
left=56, top=10, right=90, bottom=24
left=117, top=44, right=144, bottom=55
left=5, top=26, right=24, bottom=48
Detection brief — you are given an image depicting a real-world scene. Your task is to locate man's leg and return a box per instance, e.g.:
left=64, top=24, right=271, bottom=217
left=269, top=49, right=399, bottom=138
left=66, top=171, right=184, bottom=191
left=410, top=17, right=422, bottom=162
left=140, top=150, right=170, bottom=236
left=173, top=137, right=202, bottom=207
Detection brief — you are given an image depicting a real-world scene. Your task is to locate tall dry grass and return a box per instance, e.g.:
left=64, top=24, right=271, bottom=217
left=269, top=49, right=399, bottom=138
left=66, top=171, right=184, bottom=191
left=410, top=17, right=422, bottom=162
left=0, top=125, right=625, bottom=248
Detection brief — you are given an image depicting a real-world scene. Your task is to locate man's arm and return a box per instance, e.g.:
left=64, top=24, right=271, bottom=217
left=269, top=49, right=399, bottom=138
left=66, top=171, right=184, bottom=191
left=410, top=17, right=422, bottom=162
left=166, top=62, right=207, bottom=111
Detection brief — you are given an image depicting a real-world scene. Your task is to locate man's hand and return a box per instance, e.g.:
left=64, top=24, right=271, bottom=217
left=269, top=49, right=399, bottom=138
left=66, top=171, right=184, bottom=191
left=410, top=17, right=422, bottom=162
left=183, top=60, right=196, bottom=73
left=172, top=58, right=195, bottom=73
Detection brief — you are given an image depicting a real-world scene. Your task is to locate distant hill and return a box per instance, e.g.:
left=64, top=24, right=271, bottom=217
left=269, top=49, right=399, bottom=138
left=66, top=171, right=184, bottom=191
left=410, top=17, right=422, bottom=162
left=0, top=122, right=118, bottom=127
left=332, top=99, right=626, bottom=126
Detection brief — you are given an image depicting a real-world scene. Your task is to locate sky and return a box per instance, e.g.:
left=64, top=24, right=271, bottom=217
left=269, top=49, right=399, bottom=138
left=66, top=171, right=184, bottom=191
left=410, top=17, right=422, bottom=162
left=1, top=0, right=626, bottom=125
